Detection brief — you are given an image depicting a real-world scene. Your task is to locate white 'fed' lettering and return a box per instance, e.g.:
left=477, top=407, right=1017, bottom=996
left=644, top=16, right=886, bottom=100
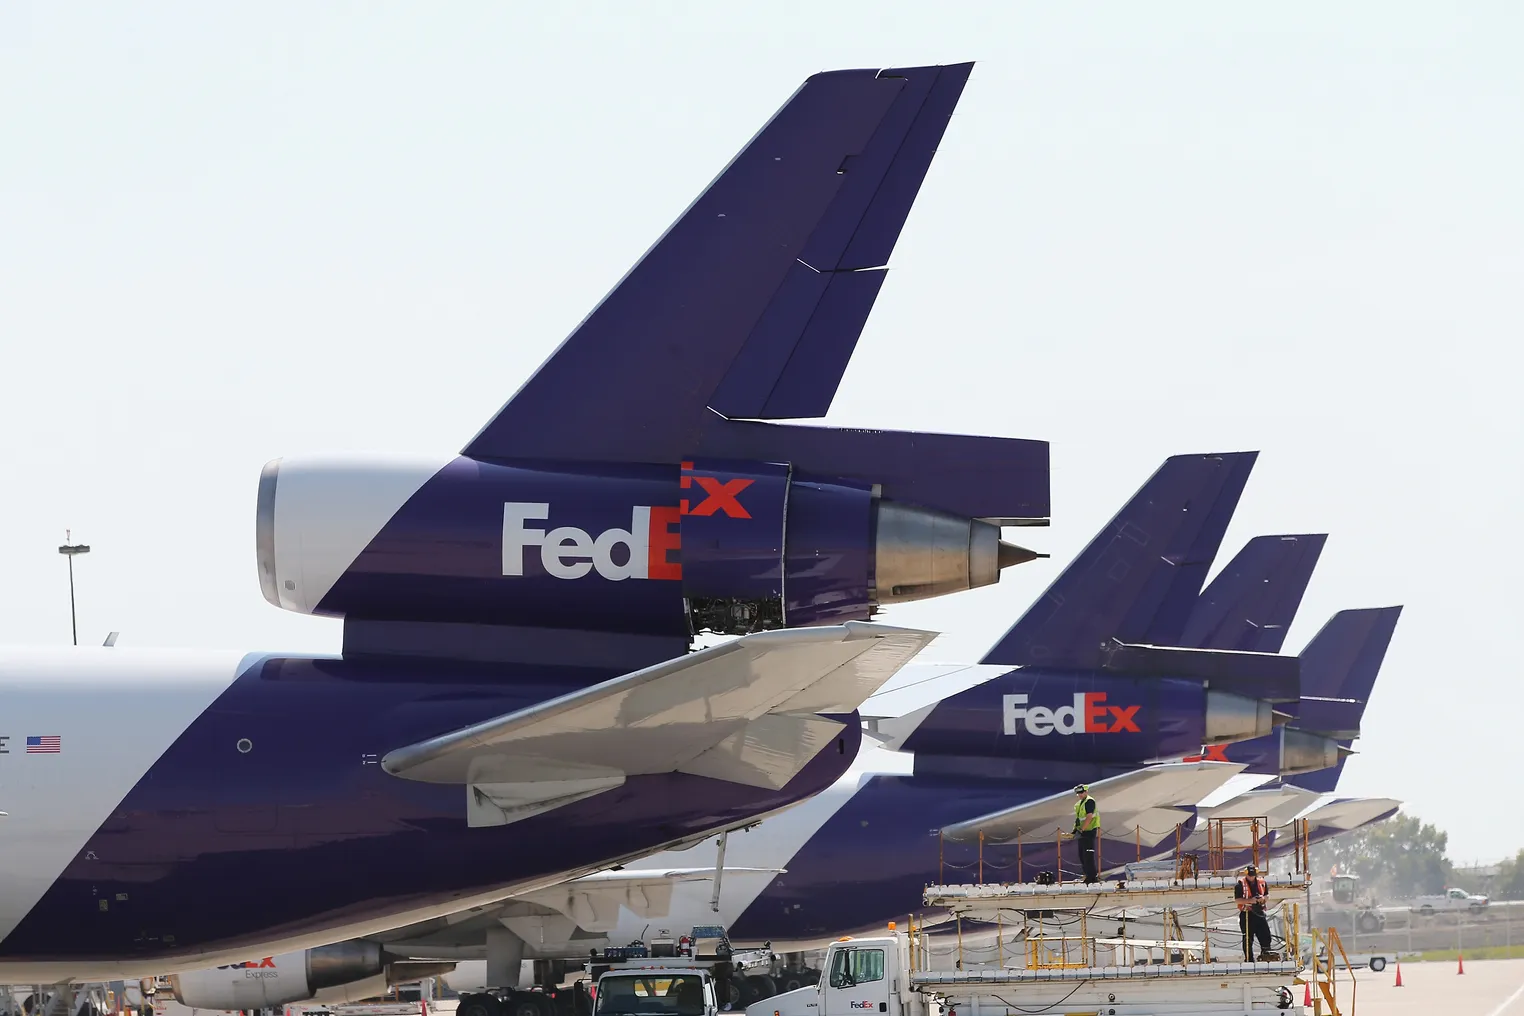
left=502, top=502, right=651, bottom=581
left=1003, top=693, right=1082, bottom=736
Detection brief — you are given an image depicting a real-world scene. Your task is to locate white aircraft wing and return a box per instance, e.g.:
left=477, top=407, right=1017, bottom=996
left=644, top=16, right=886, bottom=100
left=1202, top=784, right=1321, bottom=830
left=941, top=761, right=1246, bottom=848
left=861, top=663, right=1014, bottom=719
left=382, top=622, right=936, bottom=827
left=515, top=867, right=785, bottom=929
left=1302, top=797, right=1401, bottom=832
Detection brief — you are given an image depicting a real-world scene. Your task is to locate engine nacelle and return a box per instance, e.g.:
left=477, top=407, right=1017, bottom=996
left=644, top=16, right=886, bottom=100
left=169, top=942, right=382, bottom=1010
left=1220, top=726, right=1344, bottom=777
left=257, top=455, right=1036, bottom=636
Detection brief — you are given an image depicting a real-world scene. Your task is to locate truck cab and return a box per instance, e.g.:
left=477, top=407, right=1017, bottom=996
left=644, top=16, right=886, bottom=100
left=751, top=934, right=922, bottom=1016
left=593, top=967, right=718, bottom=1016
left=1330, top=874, right=1360, bottom=905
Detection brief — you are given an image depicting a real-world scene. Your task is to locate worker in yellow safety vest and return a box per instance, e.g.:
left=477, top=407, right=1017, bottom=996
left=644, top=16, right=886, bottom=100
left=1071, top=784, right=1100, bottom=883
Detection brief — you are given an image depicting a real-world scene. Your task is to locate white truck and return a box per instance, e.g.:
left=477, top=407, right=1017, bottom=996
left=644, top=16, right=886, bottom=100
left=589, top=960, right=723, bottom=1016
left=1412, top=887, right=1489, bottom=918
left=751, top=928, right=1304, bottom=1016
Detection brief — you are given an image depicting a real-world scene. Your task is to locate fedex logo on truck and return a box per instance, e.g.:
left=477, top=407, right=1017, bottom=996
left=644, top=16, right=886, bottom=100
left=1002, top=693, right=1142, bottom=736
left=503, top=503, right=681, bottom=581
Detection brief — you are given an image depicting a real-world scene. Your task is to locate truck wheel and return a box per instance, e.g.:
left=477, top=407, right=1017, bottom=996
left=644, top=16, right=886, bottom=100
left=1369, top=957, right=1387, bottom=972
left=458, top=994, right=504, bottom=1016
left=747, top=976, right=778, bottom=1003
left=1359, top=912, right=1381, bottom=933
left=1419, top=906, right=1434, bottom=919
left=507, top=994, right=546, bottom=1016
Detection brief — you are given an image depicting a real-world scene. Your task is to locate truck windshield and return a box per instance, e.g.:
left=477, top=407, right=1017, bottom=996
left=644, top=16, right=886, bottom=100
left=595, top=975, right=707, bottom=1016
left=829, top=948, right=885, bottom=988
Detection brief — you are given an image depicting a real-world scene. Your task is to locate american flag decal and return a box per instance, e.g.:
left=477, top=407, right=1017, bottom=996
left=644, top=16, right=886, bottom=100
left=26, top=736, right=61, bottom=754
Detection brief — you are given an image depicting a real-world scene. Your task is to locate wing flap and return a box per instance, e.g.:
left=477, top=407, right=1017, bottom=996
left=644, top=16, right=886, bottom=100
left=677, top=712, right=846, bottom=789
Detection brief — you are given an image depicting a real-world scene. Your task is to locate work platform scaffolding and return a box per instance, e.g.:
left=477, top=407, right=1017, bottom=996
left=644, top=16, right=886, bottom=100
left=912, top=817, right=1356, bottom=1015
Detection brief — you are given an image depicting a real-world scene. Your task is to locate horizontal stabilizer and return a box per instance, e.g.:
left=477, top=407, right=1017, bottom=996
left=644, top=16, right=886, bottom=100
left=466, top=64, right=975, bottom=464
left=941, top=760, right=1244, bottom=846
left=1099, top=641, right=1299, bottom=704
left=696, top=419, right=1049, bottom=523
left=382, top=622, right=935, bottom=826
left=1181, top=534, right=1327, bottom=653
left=982, top=453, right=1256, bottom=669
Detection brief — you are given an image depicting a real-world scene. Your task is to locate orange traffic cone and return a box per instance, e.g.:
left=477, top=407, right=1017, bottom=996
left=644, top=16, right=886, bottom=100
left=1458, top=952, right=1466, bottom=975
left=1394, top=961, right=1404, bottom=987
left=1303, top=980, right=1313, bottom=1007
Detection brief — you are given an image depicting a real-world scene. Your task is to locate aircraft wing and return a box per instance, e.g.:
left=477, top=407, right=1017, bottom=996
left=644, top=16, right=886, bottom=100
left=941, top=761, right=1246, bottom=848
left=514, top=867, right=786, bottom=929
left=1302, top=797, right=1402, bottom=832
left=1202, top=784, right=1320, bottom=828
left=382, top=622, right=935, bottom=827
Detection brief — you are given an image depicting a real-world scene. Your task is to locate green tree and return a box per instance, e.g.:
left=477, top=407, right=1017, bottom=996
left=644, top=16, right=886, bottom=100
left=1494, top=849, right=1524, bottom=900
left=1309, top=813, right=1453, bottom=900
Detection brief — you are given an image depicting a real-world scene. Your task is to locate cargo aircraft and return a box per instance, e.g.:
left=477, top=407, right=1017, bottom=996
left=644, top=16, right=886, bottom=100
left=1, top=61, right=1060, bottom=983
left=157, top=451, right=1401, bottom=1015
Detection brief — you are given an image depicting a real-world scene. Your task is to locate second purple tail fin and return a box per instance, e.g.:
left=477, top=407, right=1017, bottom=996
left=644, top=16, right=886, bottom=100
left=981, top=452, right=1256, bottom=669
left=1180, top=534, right=1327, bottom=653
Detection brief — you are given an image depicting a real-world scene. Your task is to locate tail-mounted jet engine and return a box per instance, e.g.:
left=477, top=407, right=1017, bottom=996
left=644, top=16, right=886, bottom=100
left=256, top=455, right=1040, bottom=638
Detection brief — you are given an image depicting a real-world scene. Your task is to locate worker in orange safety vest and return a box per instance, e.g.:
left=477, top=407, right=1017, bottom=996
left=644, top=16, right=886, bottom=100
left=1234, top=865, right=1272, bottom=961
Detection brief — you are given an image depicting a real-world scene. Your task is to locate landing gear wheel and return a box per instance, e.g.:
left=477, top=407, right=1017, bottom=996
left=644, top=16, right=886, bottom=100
left=1369, top=957, right=1387, bottom=972
left=745, top=976, right=777, bottom=1003
left=781, top=975, right=805, bottom=993
left=723, top=980, right=744, bottom=1009
left=457, top=994, right=504, bottom=1016
left=506, top=993, right=545, bottom=1016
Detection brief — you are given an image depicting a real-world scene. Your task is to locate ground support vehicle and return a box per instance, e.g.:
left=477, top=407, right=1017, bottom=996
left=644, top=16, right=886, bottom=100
left=752, top=874, right=1347, bottom=1016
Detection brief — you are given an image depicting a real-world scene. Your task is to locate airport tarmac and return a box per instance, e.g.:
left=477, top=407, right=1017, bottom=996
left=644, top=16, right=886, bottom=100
left=1342, top=957, right=1524, bottom=1015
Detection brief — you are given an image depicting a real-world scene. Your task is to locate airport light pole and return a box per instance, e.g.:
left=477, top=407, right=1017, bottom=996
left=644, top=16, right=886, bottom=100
left=58, top=531, right=90, bottom=646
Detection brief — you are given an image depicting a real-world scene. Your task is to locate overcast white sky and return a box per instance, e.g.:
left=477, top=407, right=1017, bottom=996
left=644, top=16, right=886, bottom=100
left=2, top=4, right=1520, bottom=860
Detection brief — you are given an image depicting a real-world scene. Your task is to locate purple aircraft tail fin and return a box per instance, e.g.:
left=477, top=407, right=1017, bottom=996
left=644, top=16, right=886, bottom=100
left=1180, top=534, right=1327, bottom=653
left=980, top=452, right=1256, bottom=669
left=1289, top=606, right=1403, bottom=738
left=466, top=63, right=976, bottom=466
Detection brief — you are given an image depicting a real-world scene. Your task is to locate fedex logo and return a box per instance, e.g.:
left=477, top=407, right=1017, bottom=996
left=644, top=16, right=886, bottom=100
left=1183, top=745, right=1231, bottom=763
left=218, top=958, right=275, bottom=970
left=1002, top=693, right=1142, bottom=736
left=503, top=503, right=680, bottom=581
left=848, top=1003, right=877, bottom=1010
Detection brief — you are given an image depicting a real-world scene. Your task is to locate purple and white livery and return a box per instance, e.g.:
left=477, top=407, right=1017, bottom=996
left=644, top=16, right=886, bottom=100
left=0, top=62, right=1060, bottom=982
